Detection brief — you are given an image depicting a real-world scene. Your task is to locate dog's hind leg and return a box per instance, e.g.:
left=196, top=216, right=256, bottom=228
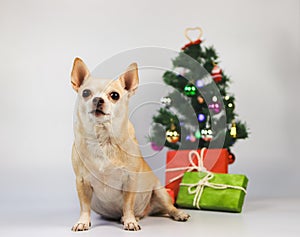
left=150, top=186, right=190, bottom=221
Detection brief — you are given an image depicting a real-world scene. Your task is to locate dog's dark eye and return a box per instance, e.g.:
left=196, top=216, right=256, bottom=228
left=82, top=89, right=91, bottom=98
left=110, top=92, right=120, bottom=101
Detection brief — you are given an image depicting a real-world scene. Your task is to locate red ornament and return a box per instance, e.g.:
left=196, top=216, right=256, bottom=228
left=211, top=65, right=222, bottom=83
left=228, top=152, right=236, bottom=164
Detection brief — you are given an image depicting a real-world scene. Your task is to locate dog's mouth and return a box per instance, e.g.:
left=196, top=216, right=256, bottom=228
left=90, top=109, right=109, bottom=117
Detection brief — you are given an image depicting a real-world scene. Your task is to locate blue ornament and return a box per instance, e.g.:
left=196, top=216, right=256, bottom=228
left=196, top=79, right=205, bottom=88
left=198, top=113, right=206, bottom=122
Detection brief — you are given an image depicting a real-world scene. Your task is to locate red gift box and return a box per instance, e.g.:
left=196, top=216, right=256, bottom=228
left=165, top=149, right=229, bottom=199
left=166, top=188, right=175, bottom=204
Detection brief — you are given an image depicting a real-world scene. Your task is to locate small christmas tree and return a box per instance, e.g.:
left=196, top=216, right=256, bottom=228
left=150, top=27, right=248, bottom=161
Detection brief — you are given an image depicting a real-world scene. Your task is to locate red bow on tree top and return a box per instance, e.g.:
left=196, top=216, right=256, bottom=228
left=181, top=39, right=202, bottom=50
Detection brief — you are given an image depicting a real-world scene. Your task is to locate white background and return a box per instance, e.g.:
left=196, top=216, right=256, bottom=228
left=0, top=0, right=299, bottom=236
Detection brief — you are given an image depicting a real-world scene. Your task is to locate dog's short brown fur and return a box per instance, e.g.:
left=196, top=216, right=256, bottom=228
left=70, top=58, right=189, bottom=231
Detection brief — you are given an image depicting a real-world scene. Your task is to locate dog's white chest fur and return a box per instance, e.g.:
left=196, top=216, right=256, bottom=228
left=81, top=140, right=151, bottom=219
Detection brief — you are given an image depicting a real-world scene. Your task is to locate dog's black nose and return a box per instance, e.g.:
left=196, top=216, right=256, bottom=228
left=93, top=97, right=105, bottom=106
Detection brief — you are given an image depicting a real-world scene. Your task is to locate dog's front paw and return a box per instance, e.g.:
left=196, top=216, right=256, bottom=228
left=170, top=209, right=190, bottom=222
left=123, top=219, right=141, bottom=231
left=71, top=221, right=91, bottom=232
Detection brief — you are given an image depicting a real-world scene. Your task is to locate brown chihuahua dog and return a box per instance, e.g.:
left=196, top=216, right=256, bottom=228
left=70, top=58, right=189, bottom=231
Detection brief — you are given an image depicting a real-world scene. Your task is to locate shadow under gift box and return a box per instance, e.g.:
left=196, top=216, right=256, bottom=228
left=165, top=149, right=229, bottom=199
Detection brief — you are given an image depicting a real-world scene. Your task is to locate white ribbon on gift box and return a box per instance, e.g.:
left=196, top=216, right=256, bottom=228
left=180, top=169, right=247, bottom=209
left=165, top=149, right=208, bottom=184
left=169, top=149, right=247, bottom=209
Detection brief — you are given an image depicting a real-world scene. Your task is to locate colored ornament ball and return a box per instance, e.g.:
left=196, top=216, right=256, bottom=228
left=201, top=128, right=213, bottom=141
left=224, top=95, right=235, bottom=111
left=184, top=83, right=197, bottom=96
left=196, top=79, right=205, bottom=88
left=197, top=96, right=204, bottom=104
left=208, top=102, right=221, bottom=113
left=195, top=130, right=201, bottom=139
left=189, top=134, right=196, bottom=142
left=198, top=113, right=206, bottom=122
left=228, top=151, right=236, bottom=164
left=151, top=142, right=164, bottom=151
left=185, top=134, right=196, bottom=142
left=227, top=102, right=235, bottom=110
left=166, top=129, right=180, bottom=143
left=211, top=64, right=222, bottom=83
left=208, top=95, right=221, bottom=113
left=161, top=96, right=172, bottom=107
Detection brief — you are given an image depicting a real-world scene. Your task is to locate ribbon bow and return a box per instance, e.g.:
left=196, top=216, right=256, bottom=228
left=180, top=170, right=247, bottom=209
left=166, top=149, right=207, bottom=184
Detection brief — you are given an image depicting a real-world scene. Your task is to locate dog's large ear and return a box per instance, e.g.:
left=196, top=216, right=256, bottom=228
left=71, top=58, right=90, bottom=92
left=119, top=63, right=139, bottom=96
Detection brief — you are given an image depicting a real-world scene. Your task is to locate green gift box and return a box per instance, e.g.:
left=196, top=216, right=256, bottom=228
left=176, top=171, right=248, bottom=213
